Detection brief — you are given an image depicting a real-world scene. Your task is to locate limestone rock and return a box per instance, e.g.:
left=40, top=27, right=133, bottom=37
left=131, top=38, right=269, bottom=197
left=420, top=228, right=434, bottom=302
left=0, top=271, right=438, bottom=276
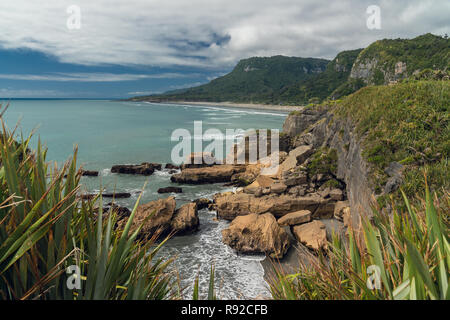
left=119, top=196, right=176, bottom=240
left=222, top=213, right=290, bottom=258
left=157, top=187, right=183, bottom=194
left=111, top=163, right=161, bottom=176
left=171, top=202, right=199, bottom=235
left=277, top=210, right=311, bottom=227
left=334, top=201, right=350, bottom=221
left=292, top=220, right=328, bottom=251
left=171, top=165, right=246, bottom=184
left=214, top=193, right=325, bottom=220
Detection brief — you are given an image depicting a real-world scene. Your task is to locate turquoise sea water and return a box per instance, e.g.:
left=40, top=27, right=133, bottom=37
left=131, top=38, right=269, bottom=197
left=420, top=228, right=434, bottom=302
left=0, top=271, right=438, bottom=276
left=4, top=99, right=287, bottom=299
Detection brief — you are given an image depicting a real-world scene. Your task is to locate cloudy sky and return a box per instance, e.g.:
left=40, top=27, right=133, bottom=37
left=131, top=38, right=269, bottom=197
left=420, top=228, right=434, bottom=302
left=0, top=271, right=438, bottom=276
left=0, top=0, right=448, bottom=98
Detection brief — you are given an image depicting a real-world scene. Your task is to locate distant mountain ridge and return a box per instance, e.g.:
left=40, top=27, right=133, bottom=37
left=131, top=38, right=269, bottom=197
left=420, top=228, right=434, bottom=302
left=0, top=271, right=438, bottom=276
left=131, top=33, right=450, bottom=105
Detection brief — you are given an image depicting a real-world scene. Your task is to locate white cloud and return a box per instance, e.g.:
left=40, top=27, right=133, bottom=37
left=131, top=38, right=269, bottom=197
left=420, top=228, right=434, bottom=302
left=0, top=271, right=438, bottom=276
left=0, top=72, right=199, bottom=82
left=0, top=0, right=448, bottom=69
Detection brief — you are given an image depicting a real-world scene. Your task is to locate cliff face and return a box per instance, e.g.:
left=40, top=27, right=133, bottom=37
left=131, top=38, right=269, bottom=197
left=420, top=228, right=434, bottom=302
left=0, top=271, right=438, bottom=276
left=282, top=107, right=374, bottom=226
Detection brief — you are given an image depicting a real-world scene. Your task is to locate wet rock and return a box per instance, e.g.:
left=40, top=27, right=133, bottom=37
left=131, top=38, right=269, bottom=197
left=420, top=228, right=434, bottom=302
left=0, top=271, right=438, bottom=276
left=80, top=192, right=131, bottom=199
left=111, top=163, right=161, bottom=175
left=292, top=220, right=328, bottom=251
left=165, top=163, right=180, bottom=170
left=118, top=196, right=176, bottom=240
left=81, top=170, right=99, bottom=177
left=157, top=187, right=183, bottom=194
left=194, top=198, right=212, bottom=210
left=170, top=202, right=199, bottom=235
left=171, top=165, right=245, bottom=184
left=222, top=213, right=290, bottom=259
left=277, top=210, right=311, bottom=227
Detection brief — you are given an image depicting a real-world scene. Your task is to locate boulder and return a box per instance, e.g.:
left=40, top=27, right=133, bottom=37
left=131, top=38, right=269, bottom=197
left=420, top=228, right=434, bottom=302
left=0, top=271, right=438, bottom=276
left=329, top=188, right=344, bottom=201
left=171, top=165, right=245, bottom=184
left=81, top=170, right=99, bottom=177
left=165, top=163, right=180, bottom=170
left=244, top=175, right=274, bottom=194
left=118, top=196, right=176, bottom=240
left=222, top=213, right=290, bottom=258
left=292, top=220, right=328, bottom=251
left=157, top=187, right=183, bottom=194
left=334, top=201, right=350, bottom=221
left=194, top=198, right=212, bottom=210
left=277, top=210, right=311, bottom=227
left=312, top=201, right=335, bottom=219
left=171, top=202, right=199, bottom=235
left=111, top=163, right=161, bottom=175
left=277, top=145, right=313, bottom=178
left=214, top=193, right=325, bottom=220
left=270, top=182, right=287, bottom=194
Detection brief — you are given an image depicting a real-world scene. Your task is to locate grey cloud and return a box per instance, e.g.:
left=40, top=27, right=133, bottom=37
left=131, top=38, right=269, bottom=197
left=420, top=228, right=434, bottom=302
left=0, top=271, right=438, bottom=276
left=0, top=0, right=448, bottom=69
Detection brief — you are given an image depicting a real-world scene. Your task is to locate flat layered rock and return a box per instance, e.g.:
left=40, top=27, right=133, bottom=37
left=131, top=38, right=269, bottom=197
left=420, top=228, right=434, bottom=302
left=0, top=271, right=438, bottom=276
left=214, top=193, right=326, bottom=220
left=157, top=187, right=183, bottom=194
left=277, top=210, right=311, bottom=227
left=222, top=213, right=290, bottom=259
left=111, top=162, right=161, bottom=176
left=171, top=165, right=245, bottom=184
left=171, top=202, right=199, bottom=235
left=292, top=220, right=328, bottom=251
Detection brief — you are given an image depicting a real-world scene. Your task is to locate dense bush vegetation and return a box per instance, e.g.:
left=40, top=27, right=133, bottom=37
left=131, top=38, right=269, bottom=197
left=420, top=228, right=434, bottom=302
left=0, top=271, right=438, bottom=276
left=335, top=81, right=449, bottom=210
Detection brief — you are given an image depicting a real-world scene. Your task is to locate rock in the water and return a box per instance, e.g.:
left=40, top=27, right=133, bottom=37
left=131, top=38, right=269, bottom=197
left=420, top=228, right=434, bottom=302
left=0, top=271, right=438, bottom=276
left=165, top=163, right=180, bottom=170
left=222, top=213, right=290, bottom=258
left=157, top=187, right=183, bottom=194
left=111, top=163, right=161, bottom=176
left=171, top=165, right=245, bottom=184
left=277, top=210, right=311, bottom=227
left=103, top=192, right=131, bottom=198
left=171, top=202, right=199, bottom=235
left=81, top=170, right=99, bottom=177
left=194, top=198, right=212, bottom=210
left=292, top=220, right=328, bottom=251
left=118, top=196, right=176, bottom=240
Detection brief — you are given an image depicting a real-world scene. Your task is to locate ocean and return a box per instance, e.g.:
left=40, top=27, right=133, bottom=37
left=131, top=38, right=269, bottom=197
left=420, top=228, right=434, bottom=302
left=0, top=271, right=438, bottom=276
left=3, top=99, right=287, bottom=299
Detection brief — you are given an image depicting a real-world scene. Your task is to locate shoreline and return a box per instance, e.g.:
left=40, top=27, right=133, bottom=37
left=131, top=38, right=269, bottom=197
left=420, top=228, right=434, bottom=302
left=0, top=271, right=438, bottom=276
left=139, top=100, right=304, bottom=112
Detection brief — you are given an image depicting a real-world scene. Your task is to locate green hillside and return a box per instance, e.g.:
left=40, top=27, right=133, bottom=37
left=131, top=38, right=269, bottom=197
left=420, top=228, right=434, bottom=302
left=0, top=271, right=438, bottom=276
left=131, top=33, right=450, bottom=105
left=349, top=33, right=450, bottom=85
left=132, top=56, right=329, bottom=103
left=278, top=49, right=362, bottom=104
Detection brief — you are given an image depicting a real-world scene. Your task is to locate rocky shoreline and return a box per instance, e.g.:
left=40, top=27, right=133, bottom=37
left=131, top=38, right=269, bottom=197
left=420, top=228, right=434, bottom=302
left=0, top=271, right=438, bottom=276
left=79, top=103, right=385, bottom=289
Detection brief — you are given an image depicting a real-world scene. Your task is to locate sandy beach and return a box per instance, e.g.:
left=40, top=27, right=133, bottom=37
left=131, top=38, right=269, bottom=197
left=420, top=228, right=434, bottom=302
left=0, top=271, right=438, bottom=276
left=152, top=100, right=305, bottom=112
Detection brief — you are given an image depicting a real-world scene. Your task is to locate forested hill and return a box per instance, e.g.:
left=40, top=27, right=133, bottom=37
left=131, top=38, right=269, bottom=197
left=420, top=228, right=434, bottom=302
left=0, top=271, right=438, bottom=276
left=132, top=56, right=329, bottom=103
left=131, top=33, right=449, bottom=105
